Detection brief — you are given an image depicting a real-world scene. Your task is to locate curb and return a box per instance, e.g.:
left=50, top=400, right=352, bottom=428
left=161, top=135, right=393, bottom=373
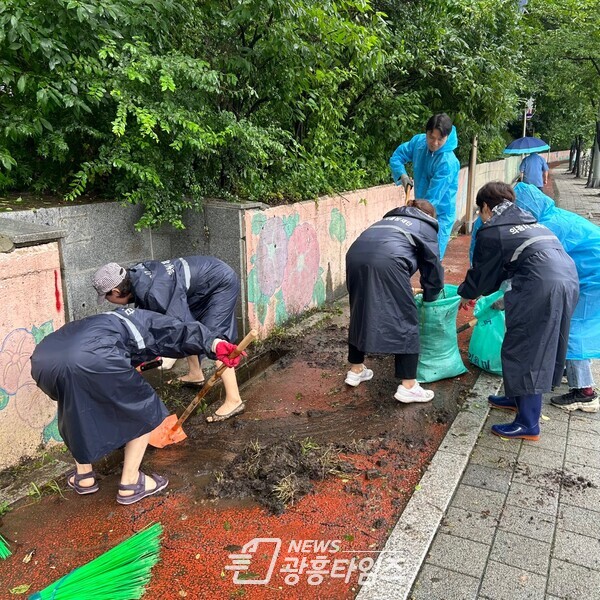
left=0, top=459, right=72, bottom=507
left=356, top=371, right=502, bottom=600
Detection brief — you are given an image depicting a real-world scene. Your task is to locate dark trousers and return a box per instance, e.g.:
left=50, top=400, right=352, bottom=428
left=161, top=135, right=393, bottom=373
left=348, top=344, right=419, bottom=379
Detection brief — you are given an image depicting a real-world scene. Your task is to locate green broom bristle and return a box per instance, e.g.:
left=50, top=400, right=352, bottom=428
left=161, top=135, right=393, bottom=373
left=29, top=523, right=162, bottom=600
left=0, top=534, right=11, bottom=559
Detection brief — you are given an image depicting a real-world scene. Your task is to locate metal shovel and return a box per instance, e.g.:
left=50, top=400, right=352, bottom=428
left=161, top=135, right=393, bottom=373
left=149, top=329, right=258, bottom=448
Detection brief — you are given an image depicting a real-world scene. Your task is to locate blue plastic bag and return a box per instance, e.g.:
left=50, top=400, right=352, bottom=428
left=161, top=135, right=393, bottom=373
left=468, top=290, right=505, bottom=375
left=416, top=284, right=468, bottom=383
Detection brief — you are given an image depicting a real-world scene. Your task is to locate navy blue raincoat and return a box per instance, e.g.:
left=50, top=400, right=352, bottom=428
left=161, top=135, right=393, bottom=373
left=31, top=308, right=219, bottom=464
left=346, top=206, right=444, bottom=354
left=129, top=256, right=240, bottom=346
left=389, top=126, right=460, bottom=258
left=459, top=202, right=579, bottom=396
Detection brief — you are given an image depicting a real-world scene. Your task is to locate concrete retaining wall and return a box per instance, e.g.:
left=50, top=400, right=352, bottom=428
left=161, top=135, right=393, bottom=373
left=0, top=242, right=65, bottom=469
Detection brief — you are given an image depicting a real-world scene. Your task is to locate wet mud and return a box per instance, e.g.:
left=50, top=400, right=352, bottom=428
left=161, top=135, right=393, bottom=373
left=141, top=319, right=471, bottom=515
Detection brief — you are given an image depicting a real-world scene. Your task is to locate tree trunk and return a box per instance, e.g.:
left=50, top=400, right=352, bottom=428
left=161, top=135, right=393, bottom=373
left=587, top=114, right=600, bottom=188
left=569, top=141, right=576, bottom=172
left=575, top=136, right=582, bottom=178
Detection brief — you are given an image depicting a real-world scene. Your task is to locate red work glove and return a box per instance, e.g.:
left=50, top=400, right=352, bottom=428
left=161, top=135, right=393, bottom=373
left=214, top=340, right=246, bottom=368
left=459, top=298, right=476, bottom=311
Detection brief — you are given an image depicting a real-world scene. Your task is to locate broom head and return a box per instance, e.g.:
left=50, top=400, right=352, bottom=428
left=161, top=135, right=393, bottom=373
left=29, top=523, right=163, bottom=600
left=0, top=533, right=11, bottom=560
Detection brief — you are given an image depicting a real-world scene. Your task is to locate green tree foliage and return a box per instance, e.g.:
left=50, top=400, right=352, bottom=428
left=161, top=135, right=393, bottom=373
left=1, top=0, right=527, bottom=227
left=371, top=0, right=525, bottom=163
left=521, top=0, right=599, bottom=152
left=179, top=0, right=392, bottom=204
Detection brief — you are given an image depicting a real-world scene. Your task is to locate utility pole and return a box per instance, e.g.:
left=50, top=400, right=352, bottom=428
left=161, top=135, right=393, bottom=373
left=465, top=135, right=478, bottom=234
left=523, top=97, right=535, bottom=137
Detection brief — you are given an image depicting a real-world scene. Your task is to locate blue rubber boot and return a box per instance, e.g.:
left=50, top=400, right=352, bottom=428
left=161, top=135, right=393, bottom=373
left=488, top=395, right=517, bottom=412
left=491, top=394, right=542, bottom=441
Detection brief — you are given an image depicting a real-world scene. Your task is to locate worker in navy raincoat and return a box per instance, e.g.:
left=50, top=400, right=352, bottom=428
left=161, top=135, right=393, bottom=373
left=514, top=183, right=600, bottom=413
left=31, top=307, right=242, bottom=505
left=93, top=256, right=244, bottom=422
left=469, top=184, right=600, bottom=413
left=459, top=182, right=579, bottom=441
left=345, top=200, right=444, bottom=404
left=389, top=113, right=460, bottom=259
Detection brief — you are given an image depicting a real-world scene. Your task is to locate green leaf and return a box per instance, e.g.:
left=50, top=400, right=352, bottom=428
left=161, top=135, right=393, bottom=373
left=246, top=268, right=261, bottom=303
left=39, top=118, right=53, bottom=131
left=312, top=275, right=325, bottom=306
left=255, top=298, right=269, bottom=325
left=282, top=213, right=300, bottom=238
left=32, top=321, right=54, bottom=344
left=0, top=389, right=9, bottom=411
left=43, top=416, right=62, bottom=444
left=10, top=584, right=31, bottom=595
left=17, top=74, right=27, bottom=93
left=274, top=289, right=288, bottom=325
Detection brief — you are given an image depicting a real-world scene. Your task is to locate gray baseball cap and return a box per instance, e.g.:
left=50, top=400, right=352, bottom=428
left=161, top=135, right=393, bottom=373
left=92, top=263, right=127, bottom=304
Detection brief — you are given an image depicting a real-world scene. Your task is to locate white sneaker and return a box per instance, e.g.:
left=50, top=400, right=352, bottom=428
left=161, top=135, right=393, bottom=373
left=345, top=367, right=374, bottom=387
left=394, top=383, right=434, bottom=403
left=158, top=357, right=178, bottom=371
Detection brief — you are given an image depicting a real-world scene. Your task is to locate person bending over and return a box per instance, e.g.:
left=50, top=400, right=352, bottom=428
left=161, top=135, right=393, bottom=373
left=93, top=256, right=243, bottom=422
left=459, top=182, right=579, bottom=441
left=345, top=199, right=444, bottom=403
left=31, top=307, right=243, bottom=504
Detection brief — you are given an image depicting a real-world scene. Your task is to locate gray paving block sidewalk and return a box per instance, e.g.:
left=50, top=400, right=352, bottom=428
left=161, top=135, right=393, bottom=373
left=409, top=167, right=600, bottom=600
left=551, top=167, right=600, bottom=226
left=411, top=391, right=600, bottom=600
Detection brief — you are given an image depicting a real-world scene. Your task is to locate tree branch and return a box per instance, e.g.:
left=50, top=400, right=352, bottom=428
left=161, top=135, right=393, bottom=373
left=564, top=55, right=600, bottom=77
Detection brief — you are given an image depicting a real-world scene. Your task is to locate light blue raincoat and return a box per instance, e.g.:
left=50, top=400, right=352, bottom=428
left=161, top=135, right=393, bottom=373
left=514, top=183, right=600, bottom=360
left=469, top=215, right=483, bottom=264
left=389, top=126, right=460, bottom=258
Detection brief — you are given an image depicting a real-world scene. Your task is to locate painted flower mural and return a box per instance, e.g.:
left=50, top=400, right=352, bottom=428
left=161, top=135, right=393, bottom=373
left=15, top=382, right=57, bottom=429
left=256, top=216, right=288, bottom=297
left=281, top=223, right=320, bottom=315
left=0, top=322, right=60, bottom=441
left=247, top=206, right=348, bottom=330
left=0, top=329, right=37, bottom=395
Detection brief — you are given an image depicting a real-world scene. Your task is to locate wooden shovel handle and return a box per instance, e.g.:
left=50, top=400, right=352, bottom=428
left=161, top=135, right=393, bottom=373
left=173, top=329, right=258, bottom=429
left=457, top=318, right=478, bottom=334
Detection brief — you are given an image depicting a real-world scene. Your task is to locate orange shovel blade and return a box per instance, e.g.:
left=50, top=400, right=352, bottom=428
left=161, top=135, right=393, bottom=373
left=149, top=414, right=188, bottom=448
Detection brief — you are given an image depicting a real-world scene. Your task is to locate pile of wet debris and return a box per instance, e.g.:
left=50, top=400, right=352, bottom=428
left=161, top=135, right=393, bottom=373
left=207, top=438, right=353, bottom=514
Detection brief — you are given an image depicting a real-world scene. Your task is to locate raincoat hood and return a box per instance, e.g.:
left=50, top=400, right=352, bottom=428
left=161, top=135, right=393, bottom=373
left=514, top=183, right=555, bottom=220
left=383, top=205, right=440, bottom=232
left=481, top=202, right=538, bottom=230
left=435, top=125, right=458, bottom=154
